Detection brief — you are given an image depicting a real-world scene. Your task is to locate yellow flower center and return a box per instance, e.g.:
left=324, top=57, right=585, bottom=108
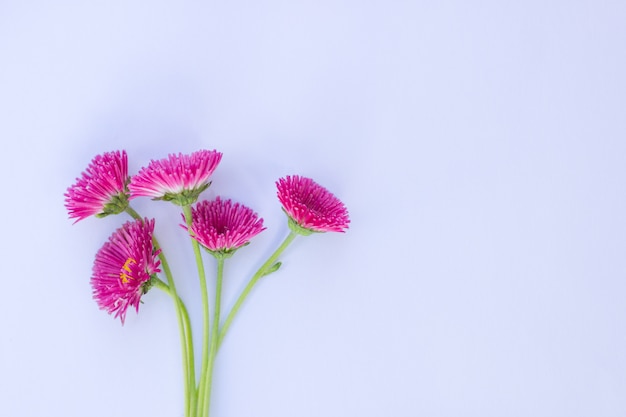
left=120, top=258, right=137, bottom=284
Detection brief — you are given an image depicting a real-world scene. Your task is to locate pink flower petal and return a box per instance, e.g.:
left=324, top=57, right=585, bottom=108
left=185, top=197, right=265, bottom=254
left=91, top=218, right=161, bottom=324
left=65, top=150, right=129, bottom=223
left=129, top=150, right=222, bottom=204
left=277, top=175, right=350, bottom=233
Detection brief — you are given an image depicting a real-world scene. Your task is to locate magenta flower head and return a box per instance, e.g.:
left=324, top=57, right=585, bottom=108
left=91, top=218, right=162, bottom=324
left=64, top=150, right=130, bottom=223
left=276, top=175, right=350, bottom=235
left=129, top=150, right=222, bottom=206
left=184, top=197, right=265, bottom=258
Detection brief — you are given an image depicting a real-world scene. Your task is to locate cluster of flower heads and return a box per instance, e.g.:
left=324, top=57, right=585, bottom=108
left=65, top=149, right=350, bottom=322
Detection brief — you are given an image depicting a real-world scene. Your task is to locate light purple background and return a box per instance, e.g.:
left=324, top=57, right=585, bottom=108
left=1, top=1, right=625, bottom=416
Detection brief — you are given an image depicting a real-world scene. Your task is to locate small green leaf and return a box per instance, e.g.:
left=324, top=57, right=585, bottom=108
left=262, top=261, right=282, bottom=276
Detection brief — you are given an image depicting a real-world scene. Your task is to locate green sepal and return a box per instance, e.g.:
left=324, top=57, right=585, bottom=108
left=143, top=275, right=157, bottom=294
left=96, top=192, right=130, bottom=218
left=286, top=213, right=317, bottom=236
left=155, top=182, right=211, bottom=206
left=200, top=241, right=254, bottom=260
left=208, top=249, right=236, bottom=260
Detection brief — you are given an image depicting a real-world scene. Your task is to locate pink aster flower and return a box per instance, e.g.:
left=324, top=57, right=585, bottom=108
left=276, top=175, right=350, bottom=234
left=91, top=218, right=162, bottom=324
left=129, top=150, right=222, bottom=206
left=64, top=150, right=130, bottom=223
left=184, top=197, right=265, bottom=256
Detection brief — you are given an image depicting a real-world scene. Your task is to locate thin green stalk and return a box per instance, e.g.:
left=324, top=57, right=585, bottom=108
left=181, top=205, right=211, bottom=417
left=178, top=296, right=197, bottom=417
left=124, top=205, right=142, bottom=222
left=151, top=278, right=195, bottom=417
left=203, top=257, right=224, bottom=417
left=218, top=231, right=298, bottom=349
left=126, top=206, right=196, bottom=417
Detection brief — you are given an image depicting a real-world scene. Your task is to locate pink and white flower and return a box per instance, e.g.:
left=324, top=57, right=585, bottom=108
left=91, top=218, right=161, bottom=324
left=184, top=197, right=265, bottom=256
left=276, top=175, right=350, bottom=234
left=129, top=150, right=222, bottom=206
left=64, top=150, right=129, bottom=223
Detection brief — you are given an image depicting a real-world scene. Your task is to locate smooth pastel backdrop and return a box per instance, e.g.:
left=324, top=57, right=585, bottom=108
left=1, top=1, right=625, bottom=416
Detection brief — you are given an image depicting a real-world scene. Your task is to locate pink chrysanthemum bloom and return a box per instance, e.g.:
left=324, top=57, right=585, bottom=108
left=276, top=175, right=350, bottom=235
left=91, top=218, right=162, bottom=324
left=64, top=150, right=130, bottom=223
left=184, top=197, right=265, bottom=258
left=129, top=150, right=222, bottom=206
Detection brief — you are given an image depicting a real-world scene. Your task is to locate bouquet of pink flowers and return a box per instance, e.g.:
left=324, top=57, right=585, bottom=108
left=64, top=150, right=349, bottom=417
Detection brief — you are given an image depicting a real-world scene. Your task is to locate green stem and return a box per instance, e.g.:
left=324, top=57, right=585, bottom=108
left=126, top=206, right=196, bottom=417
left=124, top=205, right=142, bottom=221
left=218, top=231, right=298, bottom=349
left=203, top=257, right=224, bottom=417
left=179, top=295, right=197, bottom=417
left=152, top=278, right=195, bottom=417
left=181, top=205, right=211, bottom=417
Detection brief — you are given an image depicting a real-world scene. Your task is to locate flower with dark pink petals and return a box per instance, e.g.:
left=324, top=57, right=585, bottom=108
left=129, top=150, right=222, bottom=206
left=276, top=175, right=350, bottom=234
left=64, top=150, right=130, bottom=223
left=185, top=197, right=265, bottom=257
left=91, top=218, right=161, bottom=324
